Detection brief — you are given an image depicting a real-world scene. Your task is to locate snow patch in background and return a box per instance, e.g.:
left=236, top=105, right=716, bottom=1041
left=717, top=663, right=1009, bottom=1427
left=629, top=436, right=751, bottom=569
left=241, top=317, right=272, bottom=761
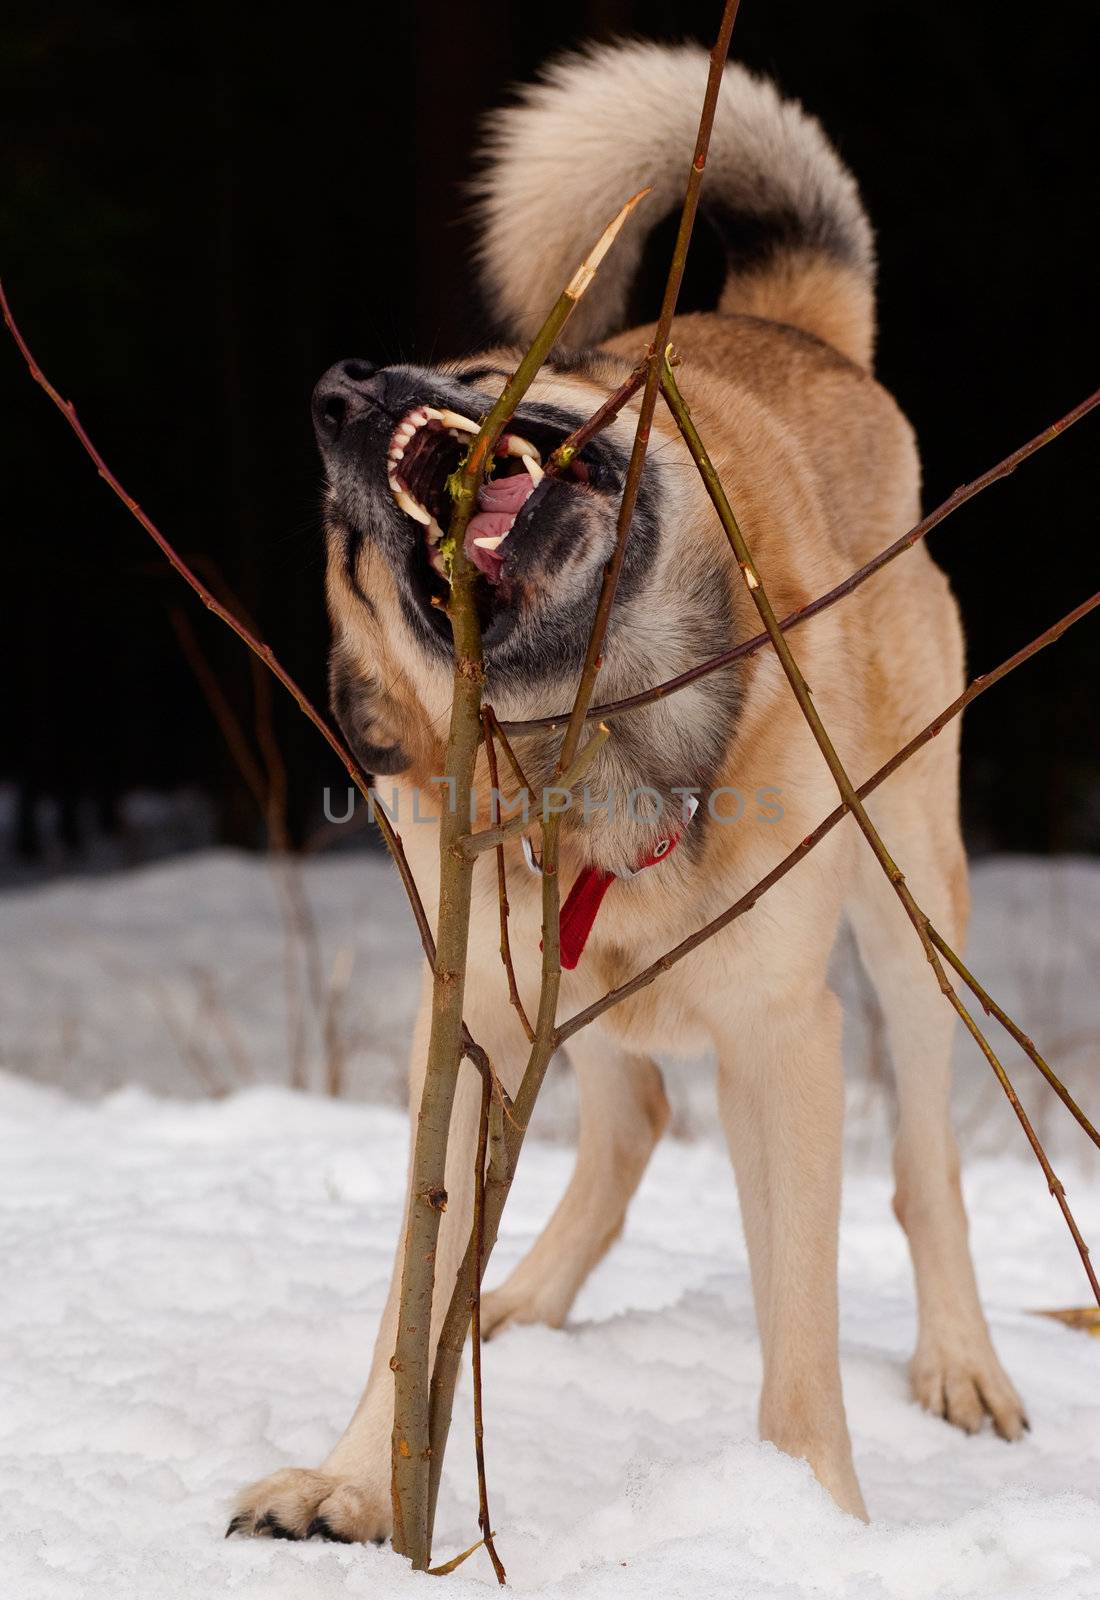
left=2, top=850, right=1099, bottom=1168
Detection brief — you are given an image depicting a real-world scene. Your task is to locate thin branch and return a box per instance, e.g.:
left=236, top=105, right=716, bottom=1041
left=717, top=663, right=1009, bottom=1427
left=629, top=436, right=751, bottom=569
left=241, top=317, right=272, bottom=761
left=482, top=707, right=535, bottom=1044
left=428, top=1536, right=489, bottom=1577
left=390, top=399, right=485, bottom=1572
left=483, top=707, right=535, bottom=797
left=544, top=360, right=646, bottom=475
left=656, top=356, right=1099, bottom=1304
left=470, top=1064, right=506, bottom=1585
left=499, top=381, right=1100, bottom=736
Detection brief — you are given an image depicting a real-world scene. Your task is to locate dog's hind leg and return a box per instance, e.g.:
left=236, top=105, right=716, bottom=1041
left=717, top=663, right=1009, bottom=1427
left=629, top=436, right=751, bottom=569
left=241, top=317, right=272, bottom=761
left=717, top=988, right=867, bottom=1519
left=847, top=788, right=1027, bottom=1441
left=481, top=1030, right=670, bottom=1338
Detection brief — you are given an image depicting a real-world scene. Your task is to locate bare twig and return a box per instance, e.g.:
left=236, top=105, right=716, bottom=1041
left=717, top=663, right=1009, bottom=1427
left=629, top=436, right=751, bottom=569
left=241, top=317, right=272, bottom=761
left=544, top=360, right=646, bottom=475
left=428, top=1535, right=490, bottom=1576
left=482, top=707, right=535, bottom=1044
left=389, top=433, right=485, bottom=1570
left=1033, top=1307, right=1100, bottom=1334
left=500, top=382, right=1100, bottom=736
left=483, top=707, right=535, bottom=797
left=470, top=1064, right=506, bottom=1585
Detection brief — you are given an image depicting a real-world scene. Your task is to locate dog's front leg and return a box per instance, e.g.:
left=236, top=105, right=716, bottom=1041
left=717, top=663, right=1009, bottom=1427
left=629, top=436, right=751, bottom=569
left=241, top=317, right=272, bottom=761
left=717, top=990, right=868, bottom=1520
left=229, top=976, right=486, bottom=1544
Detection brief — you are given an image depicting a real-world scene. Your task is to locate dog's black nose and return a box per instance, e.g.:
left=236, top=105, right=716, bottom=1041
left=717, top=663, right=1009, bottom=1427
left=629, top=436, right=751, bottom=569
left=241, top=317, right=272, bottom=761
left=312, top=359, right=382, bottom=444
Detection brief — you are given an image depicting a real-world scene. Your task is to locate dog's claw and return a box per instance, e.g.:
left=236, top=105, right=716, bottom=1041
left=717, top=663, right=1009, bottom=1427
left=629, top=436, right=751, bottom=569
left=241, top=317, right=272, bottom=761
left=257, top=1512, right=299, bottom=1540
left=225, top=1514, right=247, bottom=1539
left=306, top=1515, right=353, bottom=1543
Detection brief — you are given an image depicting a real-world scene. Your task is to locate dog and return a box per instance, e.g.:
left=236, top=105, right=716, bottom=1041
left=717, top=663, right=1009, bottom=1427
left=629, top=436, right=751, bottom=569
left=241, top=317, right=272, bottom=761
left=230, top=41, right=1025, bottom=1539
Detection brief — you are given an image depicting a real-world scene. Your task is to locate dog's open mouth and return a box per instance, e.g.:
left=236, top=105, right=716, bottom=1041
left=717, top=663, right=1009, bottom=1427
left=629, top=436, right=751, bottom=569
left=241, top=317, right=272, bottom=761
left=385, top=405, right=595, bottom=618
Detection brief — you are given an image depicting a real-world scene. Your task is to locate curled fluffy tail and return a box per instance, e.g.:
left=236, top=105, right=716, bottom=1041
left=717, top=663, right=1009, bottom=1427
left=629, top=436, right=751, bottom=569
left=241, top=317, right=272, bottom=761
left=476, top=42, right=876, bottom=369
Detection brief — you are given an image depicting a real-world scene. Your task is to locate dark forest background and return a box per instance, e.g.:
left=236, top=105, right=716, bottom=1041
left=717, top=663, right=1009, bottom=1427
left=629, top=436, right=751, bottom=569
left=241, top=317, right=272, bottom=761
left=3, top=0, right=1098, bottom=875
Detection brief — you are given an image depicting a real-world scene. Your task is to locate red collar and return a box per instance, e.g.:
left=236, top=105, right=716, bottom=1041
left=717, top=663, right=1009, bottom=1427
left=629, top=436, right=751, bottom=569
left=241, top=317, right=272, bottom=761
left=526, top=797, right=698, bottom=970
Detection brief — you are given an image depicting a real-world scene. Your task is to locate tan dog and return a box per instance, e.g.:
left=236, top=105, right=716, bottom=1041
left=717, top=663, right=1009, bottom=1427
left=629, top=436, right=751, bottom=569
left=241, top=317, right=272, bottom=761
left=230, top=41, right=1024, bottom=1540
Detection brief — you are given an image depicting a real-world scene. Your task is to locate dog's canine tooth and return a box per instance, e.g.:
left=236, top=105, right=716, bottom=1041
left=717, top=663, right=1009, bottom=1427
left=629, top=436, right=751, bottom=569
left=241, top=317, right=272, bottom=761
left=500, top=432, right=541, bottom=461
left=436, top=408, right=479, bottom=434
left=426, top=518, right=444, bottom=546
left=472, top=534, right=506, bottom=550
left=522, top=454, right=544, bottom=485
left=393, top=486, right=431, bottom=525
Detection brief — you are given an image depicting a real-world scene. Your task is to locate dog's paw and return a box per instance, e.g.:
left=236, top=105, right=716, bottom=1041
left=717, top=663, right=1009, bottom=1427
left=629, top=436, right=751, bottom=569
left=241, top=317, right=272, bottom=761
left=227, top=1467, right=391, bottom=1544
left=910, top=1340, right=1028, bottom=1440
left=480, top=1281, right=568, bottom=1340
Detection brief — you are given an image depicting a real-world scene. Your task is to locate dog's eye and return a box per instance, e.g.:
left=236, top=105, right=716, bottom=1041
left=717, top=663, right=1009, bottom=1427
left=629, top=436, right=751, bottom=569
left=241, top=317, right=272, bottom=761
left=459, top=366, right=510, bottom=387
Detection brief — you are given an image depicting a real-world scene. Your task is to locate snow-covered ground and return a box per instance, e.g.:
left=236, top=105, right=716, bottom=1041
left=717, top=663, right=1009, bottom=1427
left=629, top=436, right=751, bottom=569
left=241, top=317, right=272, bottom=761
left=2, top=850, right=1100, bottom=1597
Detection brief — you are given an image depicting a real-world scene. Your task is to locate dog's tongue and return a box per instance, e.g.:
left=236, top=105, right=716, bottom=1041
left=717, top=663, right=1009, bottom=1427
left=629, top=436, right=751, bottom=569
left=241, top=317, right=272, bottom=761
left=465, top=472, right=536, bottom=581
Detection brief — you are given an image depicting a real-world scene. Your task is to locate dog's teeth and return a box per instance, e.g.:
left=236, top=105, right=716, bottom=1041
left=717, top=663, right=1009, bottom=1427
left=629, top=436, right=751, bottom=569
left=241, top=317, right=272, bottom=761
left=473, top=534, right=506, bottom=550
left=393, top=486, right=431, bottom=525
left=501, top=433, right=540, bottom=461
left=436, top=408, right=479, bottom=434
left=424, top=404, right=478, bottom=434
left=426, top=518, right=444, bottom=546
left=522, top=454, right=544, bottom=485
left=388, top=446, right=404, bottom=462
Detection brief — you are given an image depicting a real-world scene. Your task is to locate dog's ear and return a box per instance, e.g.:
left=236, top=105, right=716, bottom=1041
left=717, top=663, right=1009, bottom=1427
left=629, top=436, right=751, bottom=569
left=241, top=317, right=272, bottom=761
left=329, top=644, right=410, bottom=776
